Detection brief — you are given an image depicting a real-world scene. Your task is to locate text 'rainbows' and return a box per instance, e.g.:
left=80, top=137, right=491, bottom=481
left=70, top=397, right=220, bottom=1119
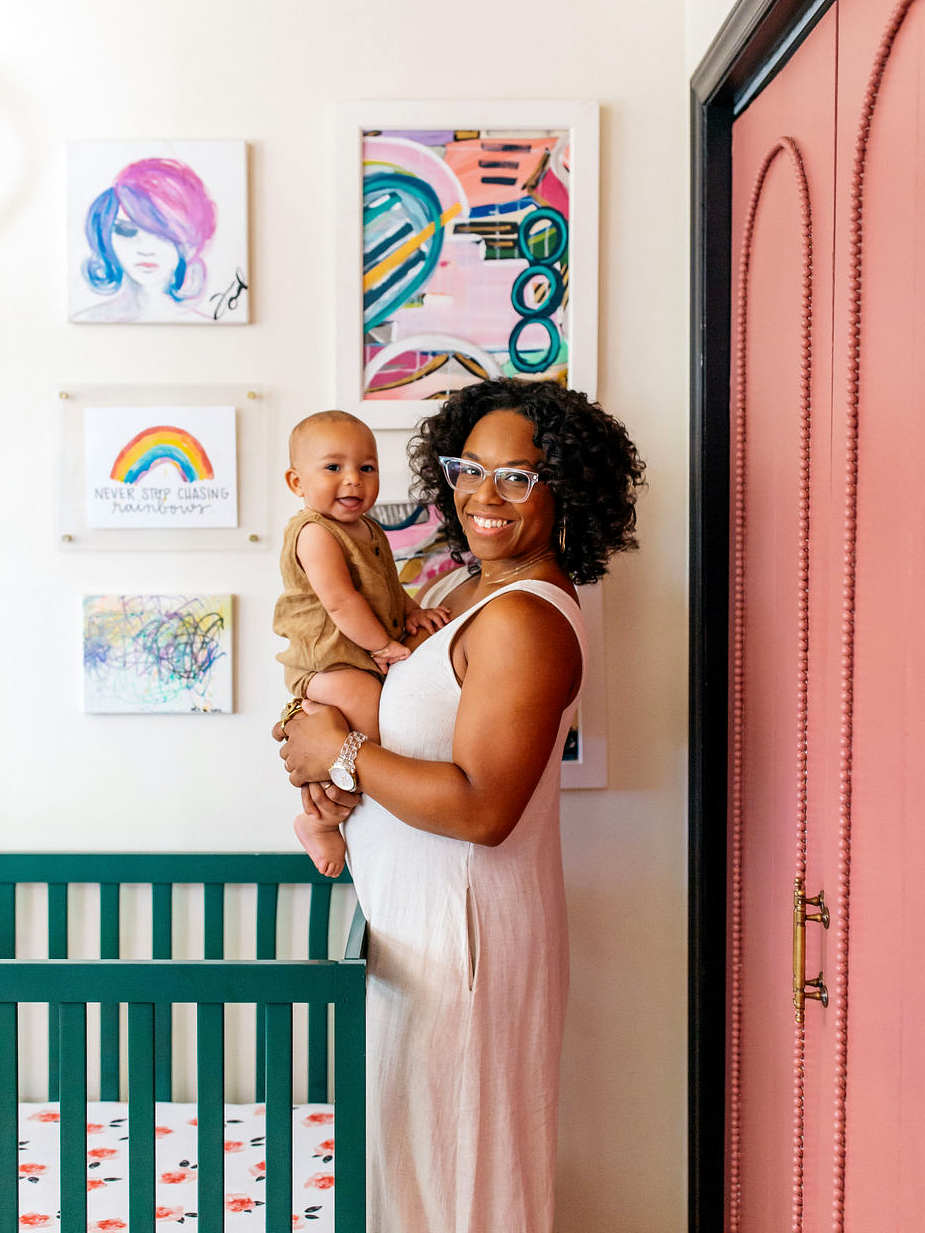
left=110, top=425, right=214, bottom=484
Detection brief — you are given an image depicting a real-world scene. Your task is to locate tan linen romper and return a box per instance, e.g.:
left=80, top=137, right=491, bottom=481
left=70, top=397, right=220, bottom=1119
left=273, top=508, right=407, bottom=697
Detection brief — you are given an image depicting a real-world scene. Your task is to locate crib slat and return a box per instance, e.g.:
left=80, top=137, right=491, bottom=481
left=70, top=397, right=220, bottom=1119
left=335, top=965, right=367, bottom=1233
left=100, top=882, right=121, bottom=1099
left=308, top=882, right=332, bottom=1102
left=197, top=1003, right=225, bottom=1233
left=59, top=1002, right=87, bottom=1233
left=152, top=883, right=173, bottom=1100
left=0, top=883, right=14, bottom=957
left=265, top=1002, right=293, bottom=1232
left=0, top=1003, right=17, bottom=1226
left=255, top=883, right=279, bottom=1101
left=47, top=883, right=68, bottom=1099
left=128, top=1002, right=156, bottom=1233
left=203, top=882, right=225, bottom=958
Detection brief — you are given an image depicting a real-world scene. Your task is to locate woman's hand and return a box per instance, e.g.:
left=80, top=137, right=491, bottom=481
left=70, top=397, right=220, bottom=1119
left=299, top=779, right=361, bottom=823
left=272, top=700, right=350, bottom=786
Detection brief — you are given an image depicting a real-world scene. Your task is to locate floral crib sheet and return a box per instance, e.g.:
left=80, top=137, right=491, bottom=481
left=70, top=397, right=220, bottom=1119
left=17, top=1102, right=336, bottom=1230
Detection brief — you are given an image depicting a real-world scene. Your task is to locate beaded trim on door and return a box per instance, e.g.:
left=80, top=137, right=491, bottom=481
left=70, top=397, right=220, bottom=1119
left=728, top=135, right=814, bottom=1233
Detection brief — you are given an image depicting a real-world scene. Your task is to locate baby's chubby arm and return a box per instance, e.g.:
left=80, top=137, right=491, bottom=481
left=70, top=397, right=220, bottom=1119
left=296, top=521, right=401, bottom=658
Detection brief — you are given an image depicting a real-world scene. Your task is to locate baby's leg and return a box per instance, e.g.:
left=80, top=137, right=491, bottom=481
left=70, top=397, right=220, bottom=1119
left=293, top=811, right=347, bottom=879
left=293, top=669, right=381, bottom=877
left=305, top=667, right=383, bottom=742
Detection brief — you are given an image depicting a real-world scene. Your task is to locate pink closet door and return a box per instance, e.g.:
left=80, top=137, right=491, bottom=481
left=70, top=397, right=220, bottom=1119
left=727, top=1, right=925, bottom=1229
left=728, top=9, right=837, bottom=1229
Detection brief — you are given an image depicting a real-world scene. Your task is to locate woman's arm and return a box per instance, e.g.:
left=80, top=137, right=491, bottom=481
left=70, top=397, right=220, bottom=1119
left=280, top=591, right=581, bottom=846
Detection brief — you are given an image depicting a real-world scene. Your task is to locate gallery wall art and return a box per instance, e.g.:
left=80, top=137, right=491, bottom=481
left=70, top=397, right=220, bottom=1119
left=83, top=594, right=233, bottom=714
left=67, top=140, right=249, bottom=324
left=56, top=384, right=268, bottom=552
left=336, top=102, right=599, bottom=427
left=84, top=404, right=238, bottom=529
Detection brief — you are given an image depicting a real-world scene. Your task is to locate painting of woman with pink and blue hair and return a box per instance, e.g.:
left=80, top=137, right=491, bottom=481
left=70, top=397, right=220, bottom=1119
left=68, top=141, right=249, bottom=324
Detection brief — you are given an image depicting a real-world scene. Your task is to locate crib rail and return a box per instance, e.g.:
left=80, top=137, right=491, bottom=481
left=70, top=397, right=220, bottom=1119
left=0, top=957, right=365, bottom=1233
left=0, top=853, right=353, bottom=1103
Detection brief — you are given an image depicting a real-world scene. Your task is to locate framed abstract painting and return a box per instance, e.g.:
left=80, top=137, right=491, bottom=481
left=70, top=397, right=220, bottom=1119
left=336, top=101, right=599, bottom=428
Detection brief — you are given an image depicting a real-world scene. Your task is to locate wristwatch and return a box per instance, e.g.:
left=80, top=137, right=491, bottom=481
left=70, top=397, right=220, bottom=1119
left=329, top=731, right=368, bottom=792
left=279, top=697, right=305, bottom=736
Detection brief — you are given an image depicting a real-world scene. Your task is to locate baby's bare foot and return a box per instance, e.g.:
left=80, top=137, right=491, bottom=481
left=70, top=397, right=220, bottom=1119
left=293, top=812, right=346, bottom=878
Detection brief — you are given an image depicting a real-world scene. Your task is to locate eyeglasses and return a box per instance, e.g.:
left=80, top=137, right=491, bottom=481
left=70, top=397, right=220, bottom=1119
left=438, top=456, right=542, bottom=503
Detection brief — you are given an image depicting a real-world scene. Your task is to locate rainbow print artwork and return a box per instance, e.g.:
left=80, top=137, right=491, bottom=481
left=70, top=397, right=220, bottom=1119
left=110, top=424, right=214, bottom=484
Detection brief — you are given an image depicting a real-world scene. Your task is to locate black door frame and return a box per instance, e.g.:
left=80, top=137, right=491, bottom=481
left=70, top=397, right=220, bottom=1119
left=688, top=1, right=836, bottom=1228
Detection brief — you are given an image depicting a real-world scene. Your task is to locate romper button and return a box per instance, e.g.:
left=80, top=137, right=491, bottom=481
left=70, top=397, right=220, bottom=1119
left=392, top=620, right=399, bottom=628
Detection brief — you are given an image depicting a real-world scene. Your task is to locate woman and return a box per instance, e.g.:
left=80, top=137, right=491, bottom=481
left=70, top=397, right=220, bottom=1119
left=277, top=377, right=645, bottom=1232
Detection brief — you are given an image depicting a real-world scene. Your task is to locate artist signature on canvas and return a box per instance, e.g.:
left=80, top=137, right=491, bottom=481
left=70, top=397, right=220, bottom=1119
left=210, top=268, right=248, bottom=320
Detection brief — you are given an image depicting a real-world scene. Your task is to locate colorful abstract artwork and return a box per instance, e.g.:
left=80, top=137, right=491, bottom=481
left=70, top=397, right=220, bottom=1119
left=84, top=405, right=238, bottom=529
left=361, top=127, right=572, bottom=402
left=68, top=141, right=249, bottom=324
left=83, top=595, right=233, bottom=714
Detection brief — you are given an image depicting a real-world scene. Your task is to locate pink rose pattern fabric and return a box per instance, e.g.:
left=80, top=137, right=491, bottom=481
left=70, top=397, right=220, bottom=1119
left=17, top=1103, right=336, bottom=1229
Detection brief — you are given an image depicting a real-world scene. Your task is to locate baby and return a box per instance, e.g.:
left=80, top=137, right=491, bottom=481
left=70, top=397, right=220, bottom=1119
left=273, top=410, right=448, bottom=876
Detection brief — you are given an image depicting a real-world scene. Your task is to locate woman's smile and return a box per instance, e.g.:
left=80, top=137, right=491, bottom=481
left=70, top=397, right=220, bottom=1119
left=469, top=513, right=513, bottom=531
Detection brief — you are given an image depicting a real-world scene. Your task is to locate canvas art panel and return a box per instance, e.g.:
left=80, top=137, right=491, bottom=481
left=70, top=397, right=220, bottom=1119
left=363, top=126, right=570, bottom=395
left=67, top=140, right=249, bottom=324
left=84, top=405, right=238, bottom=529
left=336, top=102, right=599, bottom=427
left=83, top=595, right=233, bottom=714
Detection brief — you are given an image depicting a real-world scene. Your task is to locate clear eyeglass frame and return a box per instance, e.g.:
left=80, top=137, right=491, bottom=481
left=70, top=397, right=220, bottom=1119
left=438, top=456, right=541, bottom=503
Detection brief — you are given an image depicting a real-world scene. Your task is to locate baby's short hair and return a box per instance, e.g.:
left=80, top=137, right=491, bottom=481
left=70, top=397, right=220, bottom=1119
left=288, top=410, right=372, bottom=463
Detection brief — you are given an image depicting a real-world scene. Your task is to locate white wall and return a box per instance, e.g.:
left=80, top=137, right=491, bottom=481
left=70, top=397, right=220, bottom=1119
left=687, top=0, right=739, bottom=72
left=0, top=1, right=693, bottom=1228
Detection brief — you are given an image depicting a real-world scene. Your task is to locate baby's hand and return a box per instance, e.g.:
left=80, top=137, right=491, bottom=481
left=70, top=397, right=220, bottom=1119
left=371, top=639, right=410, bottom=673
left=405, top=605, right=451, bottom=635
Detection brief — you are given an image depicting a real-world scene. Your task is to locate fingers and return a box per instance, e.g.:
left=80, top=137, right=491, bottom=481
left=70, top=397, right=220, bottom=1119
left=300, top=785, right=321, bottom=820
left=271, top=721, right=285, bottom=743
left=321, top=781, right=361, bottom=809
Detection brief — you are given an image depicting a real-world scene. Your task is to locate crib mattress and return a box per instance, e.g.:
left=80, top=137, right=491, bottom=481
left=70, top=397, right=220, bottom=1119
left=17, top=1102, right=336, bottom=1230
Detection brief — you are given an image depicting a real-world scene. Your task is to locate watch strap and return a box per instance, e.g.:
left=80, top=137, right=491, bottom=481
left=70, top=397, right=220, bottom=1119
left=335, top=731, right=368, bottom=777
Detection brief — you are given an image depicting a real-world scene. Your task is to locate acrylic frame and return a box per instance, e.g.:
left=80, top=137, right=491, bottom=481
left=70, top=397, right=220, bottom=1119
left=336, top=100, right=600, bottom=430
left=55, top=384, right=270, bottom=551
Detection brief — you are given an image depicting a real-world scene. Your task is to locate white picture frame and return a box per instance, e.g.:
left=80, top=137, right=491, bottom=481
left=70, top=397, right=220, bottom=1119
left=335, top=100, right=600, bottom=429
left=561, top=584, right=607, bottom=788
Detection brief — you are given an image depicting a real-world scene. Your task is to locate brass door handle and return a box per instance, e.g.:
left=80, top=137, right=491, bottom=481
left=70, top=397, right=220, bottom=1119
left=793, top=879, right=830, bottom=1024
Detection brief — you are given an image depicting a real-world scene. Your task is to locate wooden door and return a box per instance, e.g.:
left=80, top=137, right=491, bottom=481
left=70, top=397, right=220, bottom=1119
left=727, top=1, right=925, bottom=1228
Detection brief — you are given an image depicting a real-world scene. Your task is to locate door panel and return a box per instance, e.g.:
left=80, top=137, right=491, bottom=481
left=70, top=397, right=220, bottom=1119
left=728, top=10, right=837, bottom=1229
left=729, top=0, right=925, bottom=1229
left=832, top=1, right=925, bottom=1226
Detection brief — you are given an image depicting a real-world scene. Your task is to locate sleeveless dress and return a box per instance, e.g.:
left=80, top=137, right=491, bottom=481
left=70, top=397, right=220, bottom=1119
left=344, top=574, right=586, bottom=1233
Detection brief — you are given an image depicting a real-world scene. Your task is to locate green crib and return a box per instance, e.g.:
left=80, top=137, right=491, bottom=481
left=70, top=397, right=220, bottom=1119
left=0, top=853, right=366, bottom=1232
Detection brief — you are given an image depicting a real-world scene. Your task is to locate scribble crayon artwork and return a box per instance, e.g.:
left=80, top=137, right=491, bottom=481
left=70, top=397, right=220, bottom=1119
left=84, top=405, right=238, bottom=529
left=68, top=141, right=249, bottom=324
left=83, top=595, right=233, bottom=713
left=362, top=127, right=571, bottom=400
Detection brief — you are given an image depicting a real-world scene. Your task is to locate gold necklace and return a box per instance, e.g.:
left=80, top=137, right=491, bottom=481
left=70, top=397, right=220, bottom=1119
left=479, top=547, right=558, bottom=588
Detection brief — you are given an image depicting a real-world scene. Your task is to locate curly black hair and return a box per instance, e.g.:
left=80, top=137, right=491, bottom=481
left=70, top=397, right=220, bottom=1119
left=407, top=378, right=646, bottom=585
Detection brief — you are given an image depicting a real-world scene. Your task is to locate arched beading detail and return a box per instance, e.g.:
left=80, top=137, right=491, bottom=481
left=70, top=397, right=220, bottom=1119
left=728, top=134, right=813, bottom=1233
